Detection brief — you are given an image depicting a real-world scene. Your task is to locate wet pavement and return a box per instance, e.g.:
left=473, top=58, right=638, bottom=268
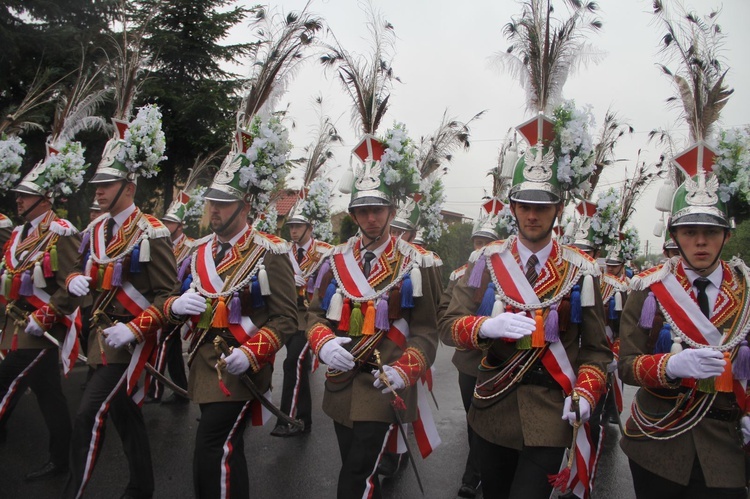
left=0, top=345, right=637, bottom=498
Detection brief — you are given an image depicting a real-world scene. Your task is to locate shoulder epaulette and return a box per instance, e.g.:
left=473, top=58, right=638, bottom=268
left=450, top=263, right=468, bottom=282
left=561, top=244, right=601, bottom=276
left=478, top=238, right=510, bottom=261
left=396, top=238, right=440, bottom=268
left=253, top=230, right=291, bottom=254
left=84, top=213, right=109, bottom=234
left=314, top=240, right=334, bottom=256
left=630, top=260, right=673, bottom=292
left=333, top=236, right=358, bottom=255
left=138, top=214, right=171, bottom=238
left=728, top=256, right=750, bottom=280
left=602, top=272, right=627, bottom=292
left=191, top=234, right=214, bottom=248
left=0, top=213, right=11, bottom=229
left=49, top=218, right=79, bottom=236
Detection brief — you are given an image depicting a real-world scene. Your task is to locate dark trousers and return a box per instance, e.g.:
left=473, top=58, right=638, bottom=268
left=0, top=348, right=71, bottom=466
left=334, top=420, right=392, bottom=499
left=474, top=433, right=565, bottom=499
left=629, top=458, right=747, bottom=499
left=65, top=364, right=153, bottom=499
left=150, top=328, right=188, bottom=400
left=458, top=371, right=481, bottom=488
left=277, top=330, right=312, bottom=426
left=194, top=401, right=251, bottom=499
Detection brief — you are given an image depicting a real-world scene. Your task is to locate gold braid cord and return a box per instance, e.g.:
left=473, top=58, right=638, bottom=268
left=633, top=353, right=679, bottom=389
left=573, top=365, right=607, bottom=407
left=451, top=316, right=489, bottom=350
left=240, top=327, right=282, bottom=372
left=392, top=347, right=428, bottom=387
left=307, top=322, right=335, bottom=355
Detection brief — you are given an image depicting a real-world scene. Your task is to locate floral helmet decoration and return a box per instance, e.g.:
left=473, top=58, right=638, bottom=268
left=711, top=126, right=749, bottom=224
left=162, top=187, right=207, bottom=233
left=0, top=134, right=25, bottom=193
left=415, top=173, right=448, bottom=246
left=572, top=188, right=620, bottom=252
left=473, top=197, right=514, bottom=241
left=90, top=104, right=167, bottom=185
left=287, top=177, right=335, bottom=243
left=606, top=228, right=640, bottom=265
left=668, top=142, right=730, bottom=230
left=13, top=142, right=87, bottom=202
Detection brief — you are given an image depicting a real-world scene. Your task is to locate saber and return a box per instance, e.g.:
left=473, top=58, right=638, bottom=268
left=213, top=336, right=303, bottom=429
left=42, top=332, right=88, bottom=363
left=374, top=349, right=425, bottom=496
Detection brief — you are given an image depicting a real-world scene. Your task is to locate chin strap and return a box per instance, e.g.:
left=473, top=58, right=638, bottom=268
left=672, top=229, right=728, bottom=274
left=360, top=223, right=389, bottom=250
left=20, top=196, right=46, bottom=219
left=104, top=180, right=130, bottom=213
left=293, top=224, right=312, bottom=246
left=215, top=202, right=245, bottom=237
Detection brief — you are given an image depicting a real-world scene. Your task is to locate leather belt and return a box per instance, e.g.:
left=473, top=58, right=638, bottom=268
left=520, top=365, right=561, bottom=390
left=704, top=406, right=742, bottom=422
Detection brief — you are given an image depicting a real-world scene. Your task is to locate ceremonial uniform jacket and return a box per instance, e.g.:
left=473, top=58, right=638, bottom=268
left=169, top=228, right=297, bottom=404
left=0, top=210, right=82, bottom=350
left=173, top=233, right=196, bottom=283
left=439, top=263, right=483, bottom=377
left=619, top=257, right=750, bottom=488
left=601, top=272, right=629, bottom=352
left=439, top=236, right=611, bottom=449
left=306, top=235, right=442, bottom=426
left=69, top=209, right=177, bottom=365
left=289, top=238, right=333, bottom=331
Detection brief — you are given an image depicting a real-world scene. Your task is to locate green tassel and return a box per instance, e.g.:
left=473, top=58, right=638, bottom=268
left=349, top=302, right=363, bottom=336
left=97, top=265, right=104, bottom=291
left=515, top=334, right=532, bottom=350
left=197, top=298, right=213, bottom=329
left=50, top=244, right=58, bottom=271
left=696, top=377, right=716, bottom=394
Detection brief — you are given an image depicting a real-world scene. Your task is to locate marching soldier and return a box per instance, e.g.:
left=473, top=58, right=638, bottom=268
left=63, top=106, right=175, bottom=499
left=438, top=115, right=612, bottom=498
left=305, top=133, right=442, bottom=499
left=164, top=122, right=298, bottom=498
left=270, top=198, right=333, bottom=437
left=619, top=143, right=750, bottom=498
left=0, top=144, right=85, bottom=480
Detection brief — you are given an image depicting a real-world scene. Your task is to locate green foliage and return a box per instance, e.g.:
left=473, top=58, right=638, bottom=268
left=723, top=219, right=750, bottom=262
left=431, top=222, right=475, bottom=287
left=338, top=215, right=359, bottom=243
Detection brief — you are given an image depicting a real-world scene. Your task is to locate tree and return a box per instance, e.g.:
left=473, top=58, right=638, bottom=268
left=432, top=222, right=475, bottom=288
left=723, top=219, right=750, bottom=262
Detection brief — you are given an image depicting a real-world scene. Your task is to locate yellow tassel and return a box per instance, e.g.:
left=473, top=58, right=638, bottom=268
left=102, top=262, right=114, bottom=290
left=362, top=300, right=376, bottom=335
left=696, top=377, right=716, bottom=394
left=197, top=298, right=213, bottom=329
left=212, top=297, right=229, bottom=328
left=532, top=309, right=545, bottom=348
left=715, top=351, right=734, bottom=392
left=349, top=302, right=363, bottom=336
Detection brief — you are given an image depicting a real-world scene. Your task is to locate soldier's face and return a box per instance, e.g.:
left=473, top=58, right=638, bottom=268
left=95, top=180, right=134, bottom=214
left=672, top=225, right=729, bottom=273
left=288, top=223, right=311, bottom=246
left=16, top=193, right=50, bottom=221
left=391, top=226, right=415, bottom=242
left=163, top=220, right=182, bottom=240
left=607, top=264, right=624, bottom=276
left=208, top=200, right=249, bottom=238
left=472, top=236, right=493, bottom=251
left=351, top=206, right=394, bottom=243
left=511, top=202, right=562, bottom=244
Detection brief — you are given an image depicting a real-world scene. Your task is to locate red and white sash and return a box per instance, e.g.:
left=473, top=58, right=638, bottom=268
left=489, top=250, right=540, bottom=304
left=115, top=282, right=157, bottom=394
left=332, top=250, right=376, bottom=298
left=249, top=389, right=273, bottom=427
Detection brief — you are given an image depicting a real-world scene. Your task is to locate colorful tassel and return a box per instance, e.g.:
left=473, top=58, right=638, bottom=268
left=177, top=258, right=191, bottom=281
left=0, top=271, right=7, bottom=299
left=714, top=351, right=734, bottom=392
left=653, top=323, right=672, bottom=354
left=42, top=252, right=53, bottom=278
left=181, top=274, right=193, bottom=294
left=581, top=274, right=595, bottom=307
left=557, top=299, right=571, bottom=332
left=570, top=285, right=582, bottom=324
left=388, top=288, right=401, bottom=320
left=545, top=304, right=560, bottom=342
left=362, top=300, right=376, bottom=335
left=349, top=302, right=363, bottom=336
left=732, top=340, right=750, bottom=381
left=338, top=299, right=351, bottom=331
left=608, top=297, right=618, bottom=320
left=516, top=330, right=532, bottom=350
left=326, top=290, right=344, bottom=321
left=490, top=296, right=504, bottom=318
left=50, top=244, right=58, bottom=271
left=639, top=292, right=656, bottom=329
left=696, top=377, right=716, bottom=394
left=614, top=291, right=623, bottom=312
left=400, top=275, right=414, bottom=309
left=33, top=262, right=47, bottom=288
left=375, top=298, right=390, bottom=331
left=250, top=276, right=265, bottom=308
left=19, top=270, right=33, bottom=296
left=197, top=298, right=213, bottom=329
left=321, top=279, right=337, bottom=311
left=410, top=266, right=423, bottom=298
left=475, top=282, right=496, bottom=316
left=78, top=231, right=90, bottom=254
left=130, top=245, right=142, bottom=273
left=102, top=262, right=114, bottom=290
left=212, top=297, right=229, bottom=328
left=467, top=255, right=486, bottom=288
left=218, top=379, right=232, bottom=397
left=532, top=309, right=546, bottom=348
left=111, top=260, right=123, bottom=287
left=229, top=292, right=242, bottom=325
left=258, top=264, right=271, bottom=296
left=139, top=236, right=151, bottom=262
left=670, top=336, right=683, bottom=354
left=10, top=272, right=21, bottom=300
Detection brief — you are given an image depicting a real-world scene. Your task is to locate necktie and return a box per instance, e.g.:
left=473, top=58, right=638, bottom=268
left=214, top=242, right=231, bottom=266
left=296, top=246, right=305, bottom=264
left=362, top=251, right=376, bottom=278
left=525, top=254, right=539, bottom=287
left=105, top=218, right=115, bottom=246
left=694, top=277, right=711, bottom=318
left=20, top=222, right=32, bottom=241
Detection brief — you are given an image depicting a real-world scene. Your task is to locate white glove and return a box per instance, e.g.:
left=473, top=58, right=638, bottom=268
left=25, top=319, right=44, bottom=337
left=741, top=415, right=750, bottom=446
left=372, top=364, right=406, bottom=393
left=172, top=291, right=207, bottom=316
left=68, top=275, right=92, bottom=297
left=665, top=348, right=725, bottom=380
left=221, top=349, right=251, bottom=375
left=479, top=312, right=536, bottom=340
left=103, top=322, right=136, bottom=349
left=294, top=274, right=307, bottom=287
left=319, top=337, right=355, bottom=372
left=607, top=359, right=618, bottom=373
left=562, top=395, right=592, bottom=425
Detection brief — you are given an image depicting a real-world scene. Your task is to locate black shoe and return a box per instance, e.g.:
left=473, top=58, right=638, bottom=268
left=270, top=424, right=289, bottom=437
left=457, top=483, right=479, bottom=498
left=285, top=422, right=311, bottom=437
left=24, top=461, right=68, bottom=481
left=377, top=453, right=403, bottom=477
left=161, top=393, right=189, bottom=405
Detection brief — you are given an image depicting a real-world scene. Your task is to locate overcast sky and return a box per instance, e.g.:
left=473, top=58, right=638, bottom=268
left=228, top=0, right=750, bottom=255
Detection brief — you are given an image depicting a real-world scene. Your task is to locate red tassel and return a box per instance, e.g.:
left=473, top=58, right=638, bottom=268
left=557, top=299, right=571, bottom=332
left=338, top=299, right=351, bottom=331
left=10, top=273, right=21, bottom=300
left=101, top=351, right=108, bottom=366
left=218, top=379, right=232, bottom=397
left=388, top=288, right=401, bottom=320
left=548, top=467, right=571, bottom=492
left=391, top=395, right=406, bottom=411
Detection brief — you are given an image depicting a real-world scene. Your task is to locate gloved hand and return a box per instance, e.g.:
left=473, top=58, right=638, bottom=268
left=741, top=415, right=750, bottom=446
left=607, top=359, right=618, bottom=373
left=103, top=323, right=136, bottom=349
left=665, top=348, right=725, bottom=380
left=221, top=349, right=251, bottom=375
left=25, top=319, right=44, bottom=337
left=562, top=395, right=592, bottom=425
left=294, top=274, right=307, bottom=287
left=68, top=275, right=92, bottom=297
left=172, top=291, right=207, bottom=316
left=479, top=312, right=536, bottom=340
left=372, top=364, right=406, bottom=393
left=319, top=337, right=355, bottom=372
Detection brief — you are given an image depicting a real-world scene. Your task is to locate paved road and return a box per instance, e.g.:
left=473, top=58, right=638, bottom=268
left=0, top=344, right=637, bottom=498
